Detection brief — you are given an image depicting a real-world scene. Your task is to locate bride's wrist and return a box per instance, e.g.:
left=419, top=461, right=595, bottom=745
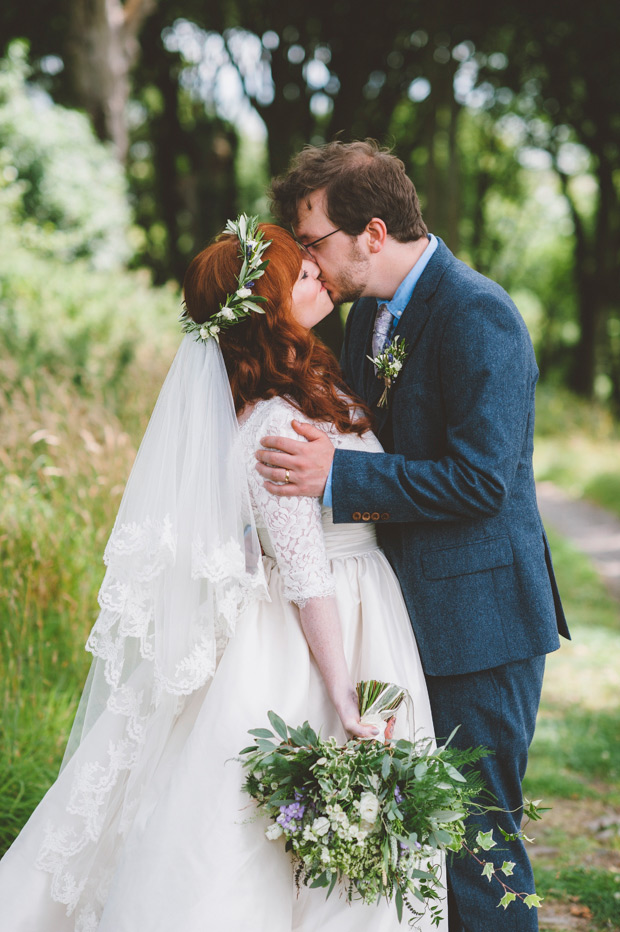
left=331, top=683, right=359, bottom=720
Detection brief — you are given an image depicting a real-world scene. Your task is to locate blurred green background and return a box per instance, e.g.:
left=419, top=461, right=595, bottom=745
left=1, top=2, right=619, bottom=928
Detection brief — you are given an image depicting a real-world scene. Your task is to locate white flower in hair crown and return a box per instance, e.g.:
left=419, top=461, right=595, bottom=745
left=180, top=214, right=272, bottom=343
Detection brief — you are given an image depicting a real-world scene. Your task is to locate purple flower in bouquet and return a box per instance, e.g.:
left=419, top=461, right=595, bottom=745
left=276, top=800, right=306, bottom=833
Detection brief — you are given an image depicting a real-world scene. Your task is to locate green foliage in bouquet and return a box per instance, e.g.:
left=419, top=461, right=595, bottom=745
left=240, top=720, right=484, bottom=922
left=239, top=682, right=544, bottom=926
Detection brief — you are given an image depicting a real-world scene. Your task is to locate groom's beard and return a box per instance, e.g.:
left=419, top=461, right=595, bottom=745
left=322, top=243, right=370, bottom=305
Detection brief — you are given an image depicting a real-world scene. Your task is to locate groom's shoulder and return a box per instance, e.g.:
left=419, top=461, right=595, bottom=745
left=428, top=242, right=532, bottom=348
left=433, top=241, right=516, bottom=311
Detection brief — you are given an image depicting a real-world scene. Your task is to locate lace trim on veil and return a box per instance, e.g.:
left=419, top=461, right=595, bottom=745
left=34, top=516, right=267, bottom=927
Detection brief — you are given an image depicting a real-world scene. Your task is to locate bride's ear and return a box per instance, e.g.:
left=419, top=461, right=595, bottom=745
left=364, top=218, right=388, bottom=253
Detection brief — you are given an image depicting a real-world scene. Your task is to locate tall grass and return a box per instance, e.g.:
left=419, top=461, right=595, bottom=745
left=0, top=237, right=179, bottom=849
left=534, top=384, right=620, bottom=520
left=525, top=531, right=620, bottom=931
left=0, top=356, right=182, bottom=847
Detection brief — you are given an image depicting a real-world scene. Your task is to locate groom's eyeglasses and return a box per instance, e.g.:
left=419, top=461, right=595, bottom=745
left=297, top=228, right=342, bottom=254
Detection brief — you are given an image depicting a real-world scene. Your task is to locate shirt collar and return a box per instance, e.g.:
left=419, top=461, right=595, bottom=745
left=379, top=233, right=438, bottom=321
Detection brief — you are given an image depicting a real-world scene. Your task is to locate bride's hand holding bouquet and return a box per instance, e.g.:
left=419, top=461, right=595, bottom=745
left=239, top=681, right=543, bottom=927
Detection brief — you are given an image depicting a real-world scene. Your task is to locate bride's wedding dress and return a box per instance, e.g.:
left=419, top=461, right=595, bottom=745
left=0, top=396, right=446, bottom=931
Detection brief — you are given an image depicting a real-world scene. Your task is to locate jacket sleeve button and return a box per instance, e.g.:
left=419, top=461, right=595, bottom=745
left=352, top=512, right=361, bottom=521
left=371, top=512, right=380, bottom=521
left=380, top=512, right=390, bottom=520
left=362, top=512, right=371, bottom=521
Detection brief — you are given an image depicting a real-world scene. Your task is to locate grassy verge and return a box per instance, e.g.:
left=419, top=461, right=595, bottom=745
left=525, top=530, right=620, bottom=931
left=0, top=368, right=171, bottom=852
left=534, top=385, right=620, bottom=521
left=0, top=247, right=179, bottom=853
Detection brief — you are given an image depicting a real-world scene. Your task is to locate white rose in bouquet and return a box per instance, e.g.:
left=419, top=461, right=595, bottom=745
left=359, top=791, right=380, bottom=825
left=312, top=816, right=330, bottom=837
left=265, top=822, right=283, bottom=841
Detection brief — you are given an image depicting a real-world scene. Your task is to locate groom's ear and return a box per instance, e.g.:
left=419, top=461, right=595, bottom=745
left=365, top=218, right=388, bottom=253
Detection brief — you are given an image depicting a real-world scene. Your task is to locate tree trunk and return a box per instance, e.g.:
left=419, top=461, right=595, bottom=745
left=446, top=90, right=460, bottom=254
left=64, top=0, right=157, bottom=161
left=424, top=105, right=437, bottom=231
left=557, top=170, right=597, bottom=397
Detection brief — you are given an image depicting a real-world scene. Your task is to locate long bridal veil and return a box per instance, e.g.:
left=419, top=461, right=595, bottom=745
left=31, top=335, right=269, bottom=928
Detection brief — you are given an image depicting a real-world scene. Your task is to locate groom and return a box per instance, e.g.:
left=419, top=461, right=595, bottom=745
left=256, top=140, right=569, bottom=931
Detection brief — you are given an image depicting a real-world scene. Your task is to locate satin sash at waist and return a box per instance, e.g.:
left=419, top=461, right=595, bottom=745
left=321, top=515, right=380, bottom=559
left=259, top=508, right=380, bottom=562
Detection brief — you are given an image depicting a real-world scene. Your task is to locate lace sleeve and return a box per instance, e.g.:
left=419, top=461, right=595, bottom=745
left=242, top=400, right=336, bottom=606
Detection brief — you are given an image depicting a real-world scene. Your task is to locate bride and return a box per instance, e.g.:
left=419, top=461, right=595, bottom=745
left=0, top=217, right=446, bottom=931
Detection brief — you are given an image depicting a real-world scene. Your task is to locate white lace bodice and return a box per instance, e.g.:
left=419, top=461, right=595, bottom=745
left=238, top=396, right=382, bottom=606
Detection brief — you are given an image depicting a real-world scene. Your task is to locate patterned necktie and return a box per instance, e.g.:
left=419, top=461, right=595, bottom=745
left=372, top=302, right=393, bottom=359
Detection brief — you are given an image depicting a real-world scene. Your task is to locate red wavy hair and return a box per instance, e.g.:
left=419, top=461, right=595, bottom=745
left=183, top=224, right=373, bottom=436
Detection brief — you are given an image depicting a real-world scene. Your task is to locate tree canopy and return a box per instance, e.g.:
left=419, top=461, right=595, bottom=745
left=1, top=0, right=619, bottom=404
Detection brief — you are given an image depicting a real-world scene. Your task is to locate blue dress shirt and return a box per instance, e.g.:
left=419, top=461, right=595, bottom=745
left=323, top=234, right=438, bottom=507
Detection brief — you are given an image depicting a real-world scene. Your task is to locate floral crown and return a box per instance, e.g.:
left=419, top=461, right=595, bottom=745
left=180, top=214, right=272, bottom=343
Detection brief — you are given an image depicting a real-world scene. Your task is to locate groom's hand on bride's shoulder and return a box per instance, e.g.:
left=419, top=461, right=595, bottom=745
left=255, top=421, right=334, bottom=497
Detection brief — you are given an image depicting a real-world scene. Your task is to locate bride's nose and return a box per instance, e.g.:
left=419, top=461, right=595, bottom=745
left=303, top=258, right=320, bottom=278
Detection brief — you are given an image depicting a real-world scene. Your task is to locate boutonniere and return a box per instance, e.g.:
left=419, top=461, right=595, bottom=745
left=367, top=335, right=408, bottom=407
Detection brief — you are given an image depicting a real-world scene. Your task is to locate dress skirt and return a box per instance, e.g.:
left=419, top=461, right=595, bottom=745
left=0, top=528, right=446, bottom=932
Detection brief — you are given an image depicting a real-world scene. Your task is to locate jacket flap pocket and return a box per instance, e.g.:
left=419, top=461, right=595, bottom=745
left=421, top=536, right=514, bottom=580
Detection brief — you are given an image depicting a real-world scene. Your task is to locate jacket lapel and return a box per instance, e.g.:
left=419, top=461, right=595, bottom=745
left=366, top=239, right=454, bottom=428
left=346, top=297, right=381, bottom=401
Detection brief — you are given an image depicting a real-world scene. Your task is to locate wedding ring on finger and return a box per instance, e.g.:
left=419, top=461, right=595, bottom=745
left=284, top=469, right=290, bottom=484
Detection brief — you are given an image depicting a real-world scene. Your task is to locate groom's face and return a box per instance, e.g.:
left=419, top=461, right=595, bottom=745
left=294, top=189, right=370, bottom=305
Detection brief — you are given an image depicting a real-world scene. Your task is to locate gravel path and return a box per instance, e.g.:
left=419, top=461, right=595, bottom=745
left=536, top=480, right=620, bottom=602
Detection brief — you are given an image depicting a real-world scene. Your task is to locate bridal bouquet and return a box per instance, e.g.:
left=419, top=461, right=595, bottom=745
left=240, top=681, right=541, bottom=925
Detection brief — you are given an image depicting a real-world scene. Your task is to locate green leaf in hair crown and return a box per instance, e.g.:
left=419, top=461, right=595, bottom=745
left=180, top=213, right=271, bottom=343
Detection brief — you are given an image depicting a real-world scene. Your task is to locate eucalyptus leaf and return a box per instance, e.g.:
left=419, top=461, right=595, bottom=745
left=301, top=723, right=319, bottom=746
left=395, top=887, right=403, bottom=922
left=268, top=711, right=288, bottom=741
left=310, top=871, right=329, bottom=888
left=288, top=727, right=308, bottom=746
left=381, top=754, right=392, bottom=780
left=430, top=810, right=465, bottom=822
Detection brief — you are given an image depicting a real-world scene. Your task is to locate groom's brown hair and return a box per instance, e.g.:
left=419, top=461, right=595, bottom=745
left=270, top=140, right=428, bottom=243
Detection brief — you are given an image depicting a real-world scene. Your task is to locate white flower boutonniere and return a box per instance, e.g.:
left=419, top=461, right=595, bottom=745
left=367, top=334, right=408, bottom=408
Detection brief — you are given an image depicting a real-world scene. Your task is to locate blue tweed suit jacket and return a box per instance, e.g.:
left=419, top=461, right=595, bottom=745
left=333, top=238, right=569, bottom=677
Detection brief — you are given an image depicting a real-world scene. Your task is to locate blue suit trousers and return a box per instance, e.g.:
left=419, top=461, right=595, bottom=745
left=425, top=655, right=546, bottom=932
